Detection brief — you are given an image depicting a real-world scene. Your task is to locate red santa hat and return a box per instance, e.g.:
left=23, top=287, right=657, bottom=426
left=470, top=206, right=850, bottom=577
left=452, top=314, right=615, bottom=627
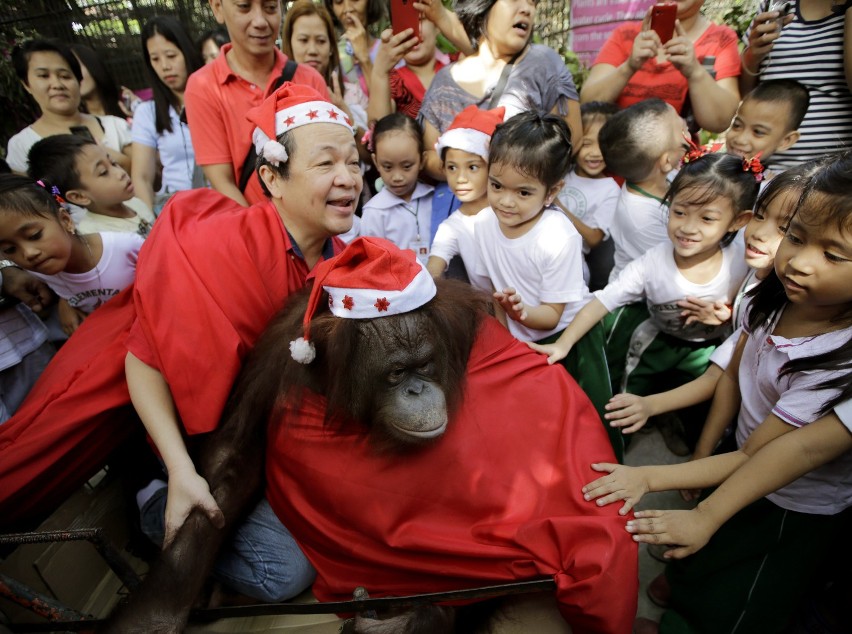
left=434, top=105, right=506, bottom=161
left=290, top=237, right=437, bottom=364
left=245, top=82, right=353, bottom=167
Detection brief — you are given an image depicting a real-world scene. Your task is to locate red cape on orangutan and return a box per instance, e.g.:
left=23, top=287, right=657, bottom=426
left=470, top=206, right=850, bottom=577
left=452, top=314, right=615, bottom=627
left=266, top=317, right=638, bottom=634
left=0, top=189, right=344, bottom=525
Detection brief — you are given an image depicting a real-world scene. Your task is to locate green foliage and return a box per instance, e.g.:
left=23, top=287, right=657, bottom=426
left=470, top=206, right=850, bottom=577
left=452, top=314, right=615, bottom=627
left=0, top=26, right=40, bottom=159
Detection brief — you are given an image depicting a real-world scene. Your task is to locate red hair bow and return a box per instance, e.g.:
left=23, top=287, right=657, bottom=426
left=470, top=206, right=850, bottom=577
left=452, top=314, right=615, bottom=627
left=680, top=138, right=724, bottom=166
left=743, top=153, right=765, bottom=182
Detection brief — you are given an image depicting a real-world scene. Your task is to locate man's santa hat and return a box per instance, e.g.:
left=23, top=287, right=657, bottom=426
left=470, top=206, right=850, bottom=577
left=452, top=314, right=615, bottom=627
left=245, top=82, right=353, bottom=167
left=290, top=237, right=437, bottom=364
left=434, top=105, right=506, bottom=161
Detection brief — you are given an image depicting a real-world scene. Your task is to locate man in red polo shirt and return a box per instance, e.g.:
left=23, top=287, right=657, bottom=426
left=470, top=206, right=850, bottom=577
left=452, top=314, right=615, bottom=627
left=185, top=0, right=329, bottom=206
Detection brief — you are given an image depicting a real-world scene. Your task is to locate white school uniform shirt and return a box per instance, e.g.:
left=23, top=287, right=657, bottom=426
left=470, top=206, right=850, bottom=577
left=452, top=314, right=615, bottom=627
left=430, top=209, right=491, bottom=290
left=708, top=267, right=762, bottom=370
left=31, top=232, right=144, bottom=314
left=557, top=171, right=620, bottom=253
left=596, top=240, right=748, bottom=342
left=736, top=311, right=852, bottom=515
left=76, top=198, right=155, bottom=238
left=360, top=182, right=434, bottom=265
left=837, top=399, right=852, bottom=429
left=608, top=184, right=669, bottom=282
left=473, top=206, right=591, bottom=342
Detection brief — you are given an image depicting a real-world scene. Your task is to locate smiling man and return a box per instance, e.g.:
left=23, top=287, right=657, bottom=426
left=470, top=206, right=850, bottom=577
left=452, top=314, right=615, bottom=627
left=184, top=0, right=329, bottom=207
left=0, top=86, right=361, bottom=607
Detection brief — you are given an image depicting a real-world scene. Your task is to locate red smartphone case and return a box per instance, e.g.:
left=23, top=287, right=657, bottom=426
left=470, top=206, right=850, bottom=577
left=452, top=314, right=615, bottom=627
left=391, top=0, right=421, bottom=42
left=650, top=3, right=677, bottom=44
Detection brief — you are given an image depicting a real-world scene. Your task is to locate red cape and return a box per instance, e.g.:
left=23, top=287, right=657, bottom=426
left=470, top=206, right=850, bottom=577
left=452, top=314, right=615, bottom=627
left=266, top=318, right=637, bottom=634
left=0, top=189, right=341, bottom=524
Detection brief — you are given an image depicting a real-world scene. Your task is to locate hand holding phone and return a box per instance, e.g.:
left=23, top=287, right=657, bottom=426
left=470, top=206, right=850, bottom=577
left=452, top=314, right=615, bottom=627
left=650, top=3, right=678, bottom=44
left=391, top=0, right=421, bottom=43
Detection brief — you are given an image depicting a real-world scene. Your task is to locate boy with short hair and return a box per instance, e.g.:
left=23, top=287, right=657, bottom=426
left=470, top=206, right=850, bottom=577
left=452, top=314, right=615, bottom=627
left=724, top=78, right=809, bottom=170
left=556, top=101, right=621, bottom=289
left=599, top=98, right=689, bottom=282
left=27, top=134, right=154, bottom=237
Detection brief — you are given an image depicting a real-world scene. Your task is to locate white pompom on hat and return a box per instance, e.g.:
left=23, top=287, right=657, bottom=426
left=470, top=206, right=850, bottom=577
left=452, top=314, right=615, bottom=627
left=290, top=237, right=437, bottom=364
left=245, top=82, right=353, bottom=167
left=434, top=105, right=506, bottom=162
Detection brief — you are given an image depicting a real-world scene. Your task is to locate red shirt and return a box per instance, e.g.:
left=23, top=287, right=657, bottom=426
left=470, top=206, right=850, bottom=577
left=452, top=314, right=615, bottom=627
left=184, top=44, right=330, bottom=205
left=594, top=22, right=740, bottom=114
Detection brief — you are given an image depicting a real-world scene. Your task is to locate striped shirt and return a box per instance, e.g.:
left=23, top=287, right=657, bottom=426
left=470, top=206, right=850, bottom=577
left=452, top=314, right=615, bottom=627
left=746, top=1, right=852, bottom=170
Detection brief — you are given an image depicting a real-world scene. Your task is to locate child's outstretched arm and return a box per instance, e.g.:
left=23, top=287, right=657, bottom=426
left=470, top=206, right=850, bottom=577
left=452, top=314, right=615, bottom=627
left=626, top=411, right=852, bottom=559
left=605, top=364, right=723, bottom=434
left=413, top=0, right=475, bottom=56
left=125, top=352, right=224, bottom=546
left=677, top=296, right=732, bottom=326
left=426, top=255, right=448, bottom=279
left=527, top=296, right=609, bottom=364
left=493, top=287, right=564, bottom=331
left=554, top=199, right=606, bottom=249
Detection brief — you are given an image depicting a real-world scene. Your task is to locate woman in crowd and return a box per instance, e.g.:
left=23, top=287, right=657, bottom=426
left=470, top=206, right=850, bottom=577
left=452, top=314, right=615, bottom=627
left=71, top=44, right=138, bottom=119
left=6, top=39, right=133, bottom=174
left=131, top=16, right=204, bottom=212
left=418, top=0, right=582, bottom=179
left=580, top=0, right=740, bottom=133
left=198, top=26, right=229, bottom=65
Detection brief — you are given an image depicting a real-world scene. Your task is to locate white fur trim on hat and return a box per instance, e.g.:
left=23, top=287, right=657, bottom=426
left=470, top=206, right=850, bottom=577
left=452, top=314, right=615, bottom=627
left=435, top=128, right=491, bottom=162
left=325, top=260, right=436, bottom=319
left=252, top=101, right=352, bottom=155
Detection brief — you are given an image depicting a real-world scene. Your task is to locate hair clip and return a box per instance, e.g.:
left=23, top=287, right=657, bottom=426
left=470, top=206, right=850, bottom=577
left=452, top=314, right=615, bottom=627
left=743, top=153, right=765, bottom=182
left=361, top=125, right=375, bottom=153
left=35, top=179, right=67, bottom=207
left=680, top=138, right=725, bottom=166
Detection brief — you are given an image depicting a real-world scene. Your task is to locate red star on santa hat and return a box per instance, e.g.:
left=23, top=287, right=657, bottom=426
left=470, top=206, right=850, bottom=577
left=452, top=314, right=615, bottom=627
left=327, top=109, right=339, bottom=120
left=345, top=116, right=352, bottom=126
left=343, top=295, right=354, bottom=310
left=375, top=297, right=390, bottom=312
left=284, top=115, right=296, bottom=126
left=307, top=110, right=319, bottom=120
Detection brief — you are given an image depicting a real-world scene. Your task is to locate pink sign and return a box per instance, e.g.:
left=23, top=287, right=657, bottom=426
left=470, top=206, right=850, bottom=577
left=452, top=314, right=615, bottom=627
left=570, top=0, right=657, bottom=66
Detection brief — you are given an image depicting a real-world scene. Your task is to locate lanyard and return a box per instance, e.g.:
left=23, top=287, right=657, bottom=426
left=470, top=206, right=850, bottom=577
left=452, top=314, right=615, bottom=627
left=626, top=182, right=666, bottom=204
left=401, top=197, right=422, bottom=242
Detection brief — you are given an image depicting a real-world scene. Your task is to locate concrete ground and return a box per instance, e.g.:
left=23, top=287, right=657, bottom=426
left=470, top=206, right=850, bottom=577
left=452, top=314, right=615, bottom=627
left=621, top=424, right=695, bottom=625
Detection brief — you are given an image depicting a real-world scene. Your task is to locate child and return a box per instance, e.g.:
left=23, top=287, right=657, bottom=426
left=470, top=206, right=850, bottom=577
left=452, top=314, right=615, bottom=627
left=555, top=101, right=620, bottom=289
left=27, top=134, right=154, bottom=237
left=426, top=104, right=504, bottom=288
left=604, top=162, right=821, bottom=444
left=599, top=98, right=690, bottom=281
left=724, top=79, right=809, bottom=171
left=531, top=154, right=756, bottom=444
left=584, top=154, right=852, bottom=634
left=0, top=175, right=143, bottom=335
left=361, top=113, right=434, bottom=265
left=471, top=111, right=622, bottom=459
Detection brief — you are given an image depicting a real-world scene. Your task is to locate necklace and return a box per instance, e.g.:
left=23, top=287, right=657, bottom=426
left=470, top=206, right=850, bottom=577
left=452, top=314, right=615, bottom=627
left=626, top=182, right=666, bottom=204
left=401, top=197, right=422, bottom=241
left=79, top=233, right=104, bottom=291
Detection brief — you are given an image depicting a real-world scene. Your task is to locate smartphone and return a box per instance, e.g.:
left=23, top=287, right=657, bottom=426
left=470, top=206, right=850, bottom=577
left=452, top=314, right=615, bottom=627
left=69, top=125, right=96, bottom=142
left=650, top=3, right=678, bottom=44
left=769, top=0, right=793, bottom=20
left=391, top=0, right=421, bottom=43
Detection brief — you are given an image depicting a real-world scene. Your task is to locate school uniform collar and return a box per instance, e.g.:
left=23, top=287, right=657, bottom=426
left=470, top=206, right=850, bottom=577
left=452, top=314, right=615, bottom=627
left=762, top=307, right=851, bottom=361
left=369, top=182, right=434, bottom=209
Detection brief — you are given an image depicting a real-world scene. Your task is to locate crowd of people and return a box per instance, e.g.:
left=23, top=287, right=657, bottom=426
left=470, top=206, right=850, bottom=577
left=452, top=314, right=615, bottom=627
left=1, top=0, right=851, bottom=632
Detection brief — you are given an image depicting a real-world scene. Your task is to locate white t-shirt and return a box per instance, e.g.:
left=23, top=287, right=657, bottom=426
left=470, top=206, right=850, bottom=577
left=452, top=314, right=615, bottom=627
left=32, top=232, right=144, bottom=314
left=76, top=198, right=155, bottom=238
left=557, top=171, right=620, bottom=252
left=361, top=182, right=434, bottom=265
left=736, top=310, right=852, bottom=515
left=430, top=209, right=491, bottom=290
left=609, top=184, right=669, bottom=282
left=6, top=115, right=132, bottom=174
left=596, top=240, right=748, bottom=342
left=836, top=399, right=852, bottom=430
left=473, top=206, right=591, bottom=342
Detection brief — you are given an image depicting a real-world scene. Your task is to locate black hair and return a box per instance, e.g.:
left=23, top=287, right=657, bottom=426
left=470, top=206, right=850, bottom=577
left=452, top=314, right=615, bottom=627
left=198, top=26, right=230, bottom=55
left=456, top=0, right=498, bottom=44
left=746, top=151, right=852, bottom=415
left=752, top=157, right=824, bottom=221
left=141, top=16, right=204, bottom=135
left=744, top=79, right=810, bottom=132
left=579, top=101, right=619, bottom=130
left=489, top=111, right=572, bottom=190
left=323, top=0, right=386, bottom=30
left=12, top=39, right=82, bottom=85
left=70, top=44, right=124, bottom=118
left=26, top=134, right=96, bottom=196
left=599, top=98, right=672, bottom=183
left=0, top=173, right=65, bottom=221
left=372, top=113, right=424, bottom=155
